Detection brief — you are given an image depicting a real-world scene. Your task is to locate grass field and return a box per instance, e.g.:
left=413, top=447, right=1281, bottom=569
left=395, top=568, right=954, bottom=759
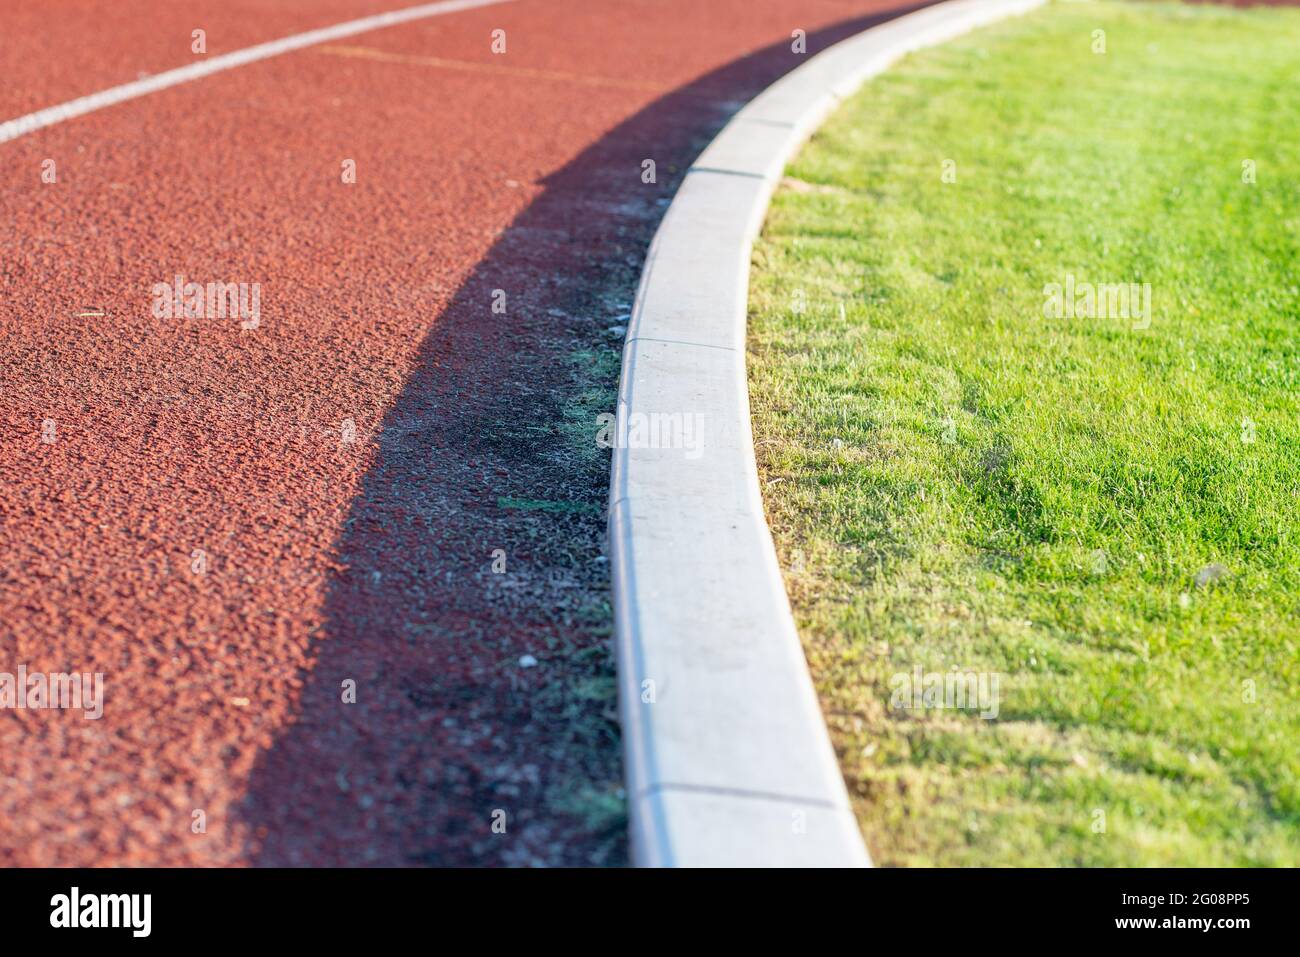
left=748, top=0, right=1300, bottom=865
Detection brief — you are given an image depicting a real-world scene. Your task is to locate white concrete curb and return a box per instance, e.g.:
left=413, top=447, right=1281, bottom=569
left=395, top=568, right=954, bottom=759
left=609, top=0, right=1046, bottom=867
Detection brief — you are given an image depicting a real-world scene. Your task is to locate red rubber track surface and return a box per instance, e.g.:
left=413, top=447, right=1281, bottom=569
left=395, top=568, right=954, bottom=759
left=1, top=0, right=922, bottom=866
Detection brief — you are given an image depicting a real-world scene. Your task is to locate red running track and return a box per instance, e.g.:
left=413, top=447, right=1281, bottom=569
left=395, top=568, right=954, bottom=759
left=0, top=0, right=919, bottom=865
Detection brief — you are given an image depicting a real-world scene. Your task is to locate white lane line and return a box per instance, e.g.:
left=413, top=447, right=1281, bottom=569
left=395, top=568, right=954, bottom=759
left=0, top=0, right=514, bottom=146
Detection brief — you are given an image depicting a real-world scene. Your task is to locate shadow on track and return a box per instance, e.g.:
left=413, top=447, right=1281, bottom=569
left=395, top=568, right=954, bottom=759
left=238, top=2, right=927, bottom=867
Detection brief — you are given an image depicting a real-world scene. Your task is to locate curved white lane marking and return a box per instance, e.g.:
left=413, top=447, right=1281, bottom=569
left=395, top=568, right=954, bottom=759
left=0, top=0, right=514, bottom=145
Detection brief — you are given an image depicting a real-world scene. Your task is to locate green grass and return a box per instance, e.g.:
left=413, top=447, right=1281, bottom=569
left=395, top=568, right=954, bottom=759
left=747, top=0, right=1300, bottom=866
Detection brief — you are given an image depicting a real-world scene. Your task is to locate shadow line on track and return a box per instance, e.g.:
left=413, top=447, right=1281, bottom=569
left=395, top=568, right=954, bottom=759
left=237, top=0, right=930, bottom=867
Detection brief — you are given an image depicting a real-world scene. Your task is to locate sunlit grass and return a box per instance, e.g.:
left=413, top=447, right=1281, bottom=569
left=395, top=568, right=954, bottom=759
left=748, top=0, right=1300, bottom=866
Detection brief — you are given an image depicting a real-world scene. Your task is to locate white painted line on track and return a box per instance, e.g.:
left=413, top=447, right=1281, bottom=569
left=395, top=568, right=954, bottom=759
left=0, top=0, right=514, bottom=146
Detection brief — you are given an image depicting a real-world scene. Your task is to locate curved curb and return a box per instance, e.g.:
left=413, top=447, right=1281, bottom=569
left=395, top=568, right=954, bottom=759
left=609, top=0, right=1046, bottom=867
